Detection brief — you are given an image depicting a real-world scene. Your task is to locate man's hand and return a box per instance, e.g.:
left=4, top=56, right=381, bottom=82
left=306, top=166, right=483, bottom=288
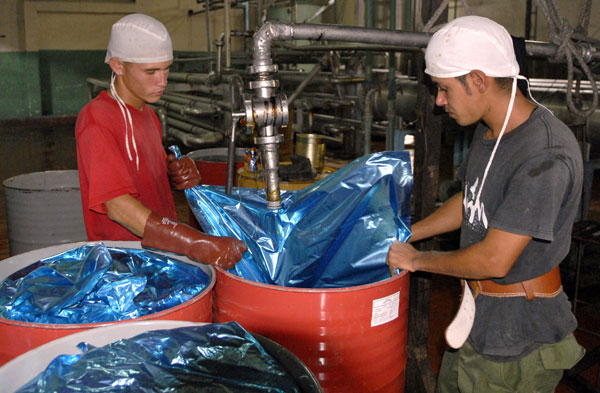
left=188, top=235, right=247, bottom=269
left=142, top=212, right=247, bottom=269
left=167, top=154, right=201, bottom=190
left=386, top=241, right=418, bottom=274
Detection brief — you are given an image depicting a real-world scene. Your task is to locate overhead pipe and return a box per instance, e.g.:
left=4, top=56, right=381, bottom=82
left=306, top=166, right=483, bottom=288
left=167, top=127, right=222, bottom=148
left=278, top=71, right=365, bottom=84
left=312, top=112, right=387, bottom=131
left=160, top=92, right=219, bottom=108
left=168, top=112, right=225, bottom=134
left=166, top=92, right=232, bottom=110
left=253, top=22, right=600, bottom=61
left=154, top=99, right=220, bottom=117
left=275, top=42, right=420, bottom=52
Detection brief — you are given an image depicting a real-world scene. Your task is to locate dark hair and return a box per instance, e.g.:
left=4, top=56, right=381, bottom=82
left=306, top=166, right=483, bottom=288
left=455, top=75, right=472, bottom=95
left=456, top=75, right=513, bottom=94
left=494, top=77, right=513, bottom=91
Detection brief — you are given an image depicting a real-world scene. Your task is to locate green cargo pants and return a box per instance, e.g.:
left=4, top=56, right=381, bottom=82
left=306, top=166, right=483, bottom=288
left=436, top=334, right=585, bottom=393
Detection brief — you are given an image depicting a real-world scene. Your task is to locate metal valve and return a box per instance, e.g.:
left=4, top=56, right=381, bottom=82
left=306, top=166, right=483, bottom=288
left=243, top=92, right=289, bottom=209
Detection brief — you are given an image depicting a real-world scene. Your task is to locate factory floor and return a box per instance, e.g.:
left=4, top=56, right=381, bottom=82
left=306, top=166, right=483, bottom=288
left=1, top=159, right=600, bottom=392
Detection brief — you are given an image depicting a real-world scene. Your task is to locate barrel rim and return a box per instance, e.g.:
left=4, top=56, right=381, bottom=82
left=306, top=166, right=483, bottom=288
left=215, top=266, right=408, bottom=293
left=2, top=170, right=80, bottom=192
left=186, top=147, right=246, bottom=162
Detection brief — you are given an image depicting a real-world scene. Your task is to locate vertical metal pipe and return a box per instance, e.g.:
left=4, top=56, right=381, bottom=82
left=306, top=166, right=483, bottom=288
left=216, top=38, right=223, bottom=78
left=206, top=0, right=212, bottom=58
left=404, top=0, right=413, bottom=30
left=244, top=1, right=250, bottom=51
left=386, top=0, right=397, bottom=151
left=225, top=0, right=232, bottom=69
left=226, top=122, right=237, bottom=194
left=257, top=0, right=263, bottom=27
left=363, top=88, right=377, bottom=155
left=525, top=0, right=533, bottom=40
left=365, top=0, right=374, bottom=86
left=333, top=0, right=338, bottom=24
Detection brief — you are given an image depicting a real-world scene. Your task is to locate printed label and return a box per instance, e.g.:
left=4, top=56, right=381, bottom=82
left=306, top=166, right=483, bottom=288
left=371, top=291, right=400, bottom=327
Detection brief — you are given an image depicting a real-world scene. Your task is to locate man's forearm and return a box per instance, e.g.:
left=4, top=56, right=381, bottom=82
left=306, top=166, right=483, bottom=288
left=105, top=194, right=152, bottom=237
left=388, top=228, right=532, bottom=280
left=410, top=192, right=463, bottom=243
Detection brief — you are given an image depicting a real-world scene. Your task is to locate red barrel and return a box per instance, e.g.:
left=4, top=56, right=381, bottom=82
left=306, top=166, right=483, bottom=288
left=187, top=148, right=246, bottom=186
left=214, top=268, right=409, bottom=393
left=0, top=241, right=215, bottom=366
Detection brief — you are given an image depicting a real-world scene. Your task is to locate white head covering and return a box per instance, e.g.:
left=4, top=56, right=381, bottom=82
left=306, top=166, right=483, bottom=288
left=105, top=14, right=172, bottom=170
left=105, top=13, right=172, bottom=64
left=425, top=16, right=519, bottom=78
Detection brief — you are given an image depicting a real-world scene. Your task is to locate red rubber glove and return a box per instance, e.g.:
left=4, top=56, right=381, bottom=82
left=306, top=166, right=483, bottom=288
left=141, top=212, right=247, bottom=269
left=167, top=154, right=202, bottom=190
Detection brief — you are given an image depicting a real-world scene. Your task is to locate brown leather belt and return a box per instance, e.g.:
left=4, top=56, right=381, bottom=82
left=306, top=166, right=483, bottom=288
left=468, top=266, right=562, bottom=300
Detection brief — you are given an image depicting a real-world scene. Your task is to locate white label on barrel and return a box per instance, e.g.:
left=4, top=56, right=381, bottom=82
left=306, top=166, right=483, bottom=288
left=371, top=291, right=400, bottom=327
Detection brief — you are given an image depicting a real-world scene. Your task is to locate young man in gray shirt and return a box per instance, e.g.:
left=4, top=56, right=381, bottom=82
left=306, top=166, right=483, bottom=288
left=387, top=15, right=585, bottom=393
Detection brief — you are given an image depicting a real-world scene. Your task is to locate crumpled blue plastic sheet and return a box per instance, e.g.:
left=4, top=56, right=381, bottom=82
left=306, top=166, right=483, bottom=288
left=16, top=321, right=302, bottom=393
left=0, top=244, right=210, bottom=324
left=182, top=150, right=413, bottom=288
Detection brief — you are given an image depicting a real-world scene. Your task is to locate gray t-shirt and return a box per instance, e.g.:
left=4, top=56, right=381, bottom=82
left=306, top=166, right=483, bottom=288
left=457, top=107, right=582, bottom=360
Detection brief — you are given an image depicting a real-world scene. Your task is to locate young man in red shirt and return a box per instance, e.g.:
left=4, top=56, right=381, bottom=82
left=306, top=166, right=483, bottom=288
left=76, top=13, right=246, bottom=269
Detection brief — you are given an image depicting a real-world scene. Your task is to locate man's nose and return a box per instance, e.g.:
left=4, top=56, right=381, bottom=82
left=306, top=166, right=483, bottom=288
left=157, top=71, right=168, bottom=86
left=435, top=91, right=447, bottom=106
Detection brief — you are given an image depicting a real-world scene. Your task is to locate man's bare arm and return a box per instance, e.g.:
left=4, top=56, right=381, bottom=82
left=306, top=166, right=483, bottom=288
left=388, top=228, right=532, bottom=280
left=105, top=194, right=152, bottom=237
left=410, top=192, right=463, bottom=243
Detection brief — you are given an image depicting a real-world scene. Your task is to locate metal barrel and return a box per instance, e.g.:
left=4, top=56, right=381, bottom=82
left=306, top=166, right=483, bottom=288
left=187, top=148, right=246, bottom=186
left=213, top=268, right=409, bottom=393
left=2, top=170, right=87, bottom=256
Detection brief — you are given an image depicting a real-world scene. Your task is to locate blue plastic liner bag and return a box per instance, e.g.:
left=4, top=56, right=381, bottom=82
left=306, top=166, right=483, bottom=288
left=16, top=321, right=303, bottom=393
left=0, top=244, right=210, bottom=324
left=178, top=148, right=412, bottom=289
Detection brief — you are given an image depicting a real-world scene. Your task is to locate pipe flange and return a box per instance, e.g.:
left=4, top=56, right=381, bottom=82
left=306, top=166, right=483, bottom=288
left=248, top=64, right=278, bottom=74
left=267, top=200, right=282, bottom=209
left=577, top=42, right=594, bottom=64
left=249, top=79, right=279, bottom=90
left=254, top=134, right=285, bottom=145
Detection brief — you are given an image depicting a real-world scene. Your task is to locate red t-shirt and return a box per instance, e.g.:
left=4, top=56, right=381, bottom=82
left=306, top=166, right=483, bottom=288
left=76, top=91, right=177, bottom=241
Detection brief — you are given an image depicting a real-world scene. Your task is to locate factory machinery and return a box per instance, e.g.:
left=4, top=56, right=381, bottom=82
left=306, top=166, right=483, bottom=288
left=86, top=7, right=600, bottom=210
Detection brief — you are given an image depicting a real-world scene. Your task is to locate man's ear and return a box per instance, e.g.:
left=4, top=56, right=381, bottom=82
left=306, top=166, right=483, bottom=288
left=108, top=58, right=125, bottom=76
left=469, top=70, right=487, bottom=93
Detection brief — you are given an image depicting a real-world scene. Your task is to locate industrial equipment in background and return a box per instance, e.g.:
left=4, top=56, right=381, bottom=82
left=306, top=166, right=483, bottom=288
left=85, top=3, right=599, bottom=210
